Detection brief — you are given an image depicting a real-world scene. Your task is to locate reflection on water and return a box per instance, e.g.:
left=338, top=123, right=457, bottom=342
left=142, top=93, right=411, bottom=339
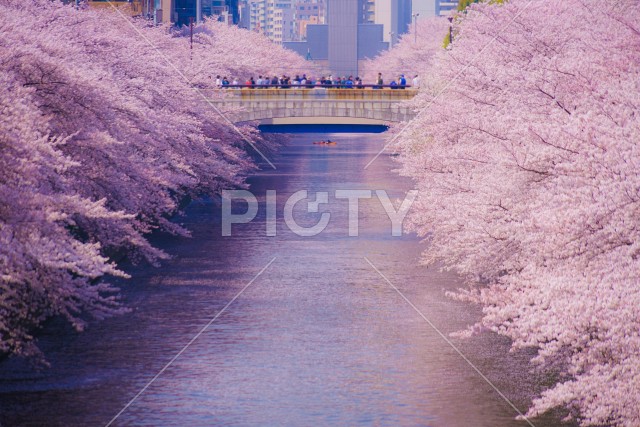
left=0, top=133, right=566, bottom=426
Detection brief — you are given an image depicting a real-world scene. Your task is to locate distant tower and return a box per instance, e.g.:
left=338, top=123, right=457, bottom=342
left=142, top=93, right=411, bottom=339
left=327, top=1, right=359, bottom=76
left=282, top=0, right=388, bottom=76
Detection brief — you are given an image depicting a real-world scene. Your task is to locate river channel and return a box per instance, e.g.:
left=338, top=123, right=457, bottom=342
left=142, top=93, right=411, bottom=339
left=0, top=131, right=566, bottom=426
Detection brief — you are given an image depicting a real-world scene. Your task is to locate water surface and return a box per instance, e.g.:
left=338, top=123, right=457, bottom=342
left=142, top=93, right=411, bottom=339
left=0, top=132, right=564, bottom=426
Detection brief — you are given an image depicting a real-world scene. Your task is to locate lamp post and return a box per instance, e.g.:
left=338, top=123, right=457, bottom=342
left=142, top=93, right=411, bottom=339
left=189, top=17, right=194, bottom=60
left=448, top=16, right=453, bottom=45
left=389, top=31, right=395, bottom=49
left=412, top=13, right=419, bottom=44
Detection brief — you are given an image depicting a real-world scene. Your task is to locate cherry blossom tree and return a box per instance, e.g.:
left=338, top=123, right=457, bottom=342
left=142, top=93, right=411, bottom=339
left=361, top=17, right=449, bottom=85
left=394, top=0, right=640, bottom=425
left=0, top=0, right=306, bottom=358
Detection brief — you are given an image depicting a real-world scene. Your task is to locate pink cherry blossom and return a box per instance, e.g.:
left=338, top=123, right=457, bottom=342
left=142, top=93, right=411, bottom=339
left=0, top=0, right=307, bottom=358
left=393, top=0, right=640, bottom=425
left=362, top=16, right=449, bottom=85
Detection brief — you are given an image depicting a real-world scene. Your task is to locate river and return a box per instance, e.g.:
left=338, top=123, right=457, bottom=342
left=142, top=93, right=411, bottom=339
left=0, top=131, right=566, bottom=426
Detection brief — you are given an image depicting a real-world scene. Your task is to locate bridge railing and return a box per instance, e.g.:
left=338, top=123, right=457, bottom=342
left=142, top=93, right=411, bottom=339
left=203, top=85, right=417, bottom=123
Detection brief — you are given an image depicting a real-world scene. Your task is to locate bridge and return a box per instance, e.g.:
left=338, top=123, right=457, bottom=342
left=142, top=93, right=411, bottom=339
left=206, top=88, right=418, bottom=125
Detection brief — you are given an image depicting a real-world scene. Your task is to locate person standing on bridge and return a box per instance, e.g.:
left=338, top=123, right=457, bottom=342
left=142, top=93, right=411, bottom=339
left=345, top=76, right=354, bottom=88
left=412, top=74, right=420, bottom=89
left=375, top=72, right=383, bottom=89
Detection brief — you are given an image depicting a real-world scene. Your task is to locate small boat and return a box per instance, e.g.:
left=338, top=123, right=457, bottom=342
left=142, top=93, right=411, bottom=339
left=312, top=140, right=337, bottom=145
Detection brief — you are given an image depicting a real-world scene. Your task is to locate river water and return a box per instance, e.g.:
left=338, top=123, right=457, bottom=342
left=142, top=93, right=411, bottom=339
left=0, top=132, right=565, bottom=426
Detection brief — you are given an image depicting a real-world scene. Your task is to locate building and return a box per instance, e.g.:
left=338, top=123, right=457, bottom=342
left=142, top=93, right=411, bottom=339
left=435, top=0, right=457, bottom=16
left=134, top=0, right=240, bottom=26
left=239, top=0, right=250, bottom=28
left=373, top=0, right=412, bottom=46
left=247, top=0, right=266, bottom=33
left=327, top=1, right=358, bottom=76
left=295, top=0, right=326, bottom=40
left=359, top=0, right=375, bottom=23
left=411, top=0, right=436, bottom=16
left=88, top=0, right=152, bottom=18
left=244, top=0, right=298, bottom=42
left=273, top=6, right=296, bottom=42
left=283, top=0, right=391, bottom=77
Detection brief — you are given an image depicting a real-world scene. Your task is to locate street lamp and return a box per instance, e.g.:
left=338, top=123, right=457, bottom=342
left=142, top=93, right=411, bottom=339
left=189, top=17, right=194, bottom=60
left=389, top=31, right=395, bottom=49
left=412, top=13, right=419, bottom=44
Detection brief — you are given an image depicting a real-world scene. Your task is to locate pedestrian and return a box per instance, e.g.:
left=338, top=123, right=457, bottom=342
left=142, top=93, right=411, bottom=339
left=345, top=76, right=354, bottom=88
left=271, top=75, right=279, bottom=88
left=412, top=74, right=420, bottom=89
left=375, top=72, right=383, bottom=89
left=215, top=74, right=222, bottom=88
left=399, top=74, right=406, bottom=89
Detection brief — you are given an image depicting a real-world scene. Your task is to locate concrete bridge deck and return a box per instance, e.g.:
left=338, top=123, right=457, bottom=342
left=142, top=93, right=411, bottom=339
left=205, top=88, right=418, bottom=125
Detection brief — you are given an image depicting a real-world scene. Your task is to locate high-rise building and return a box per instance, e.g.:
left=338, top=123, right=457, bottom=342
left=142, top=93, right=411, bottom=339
left=295, top=0, right=326, bottom=40
left=273, top=6, right=296, bottom=42
left=244, top=0, right=298, bottom=42
left=283, top=0, right=390, bottom=76
left=373, top=0, right=411, bottom=46
left=327, top=1, right=359, bottom=76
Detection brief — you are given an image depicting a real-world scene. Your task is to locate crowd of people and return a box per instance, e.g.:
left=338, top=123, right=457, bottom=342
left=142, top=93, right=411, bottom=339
left=211, top=73, right=420, bottom=89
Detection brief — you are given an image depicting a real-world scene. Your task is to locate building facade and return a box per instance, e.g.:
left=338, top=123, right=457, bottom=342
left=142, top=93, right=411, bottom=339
left=295, top=0, right=326, bottom=40
left=435, top=0, right=457, bottom=16
left=166, top=0, right=239, bottom=26
left=283, top=0, right=394, bottom=76
left=411, top=0, right=436, bottom=17
left=327, top=1, right=359, bottom=76
left=373, top=0, right=411, bottom=46
left=359, top=0, right=375, bottom=23
left=243, top=0, right=299, bottom=42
